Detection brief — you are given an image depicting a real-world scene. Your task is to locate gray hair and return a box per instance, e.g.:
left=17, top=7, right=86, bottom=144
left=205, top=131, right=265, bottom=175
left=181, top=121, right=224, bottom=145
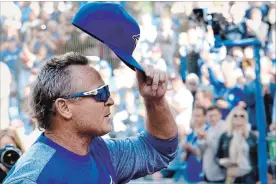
left=29, top=52, right=90, bottom=130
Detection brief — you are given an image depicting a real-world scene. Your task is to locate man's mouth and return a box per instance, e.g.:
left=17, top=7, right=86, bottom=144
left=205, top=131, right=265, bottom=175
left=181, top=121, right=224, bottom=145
left=104, top=113, right=111, bottom=117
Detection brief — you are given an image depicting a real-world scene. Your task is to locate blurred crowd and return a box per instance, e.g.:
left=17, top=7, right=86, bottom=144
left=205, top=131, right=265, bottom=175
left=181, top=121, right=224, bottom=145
left=0, top=1, right=276, bottom=183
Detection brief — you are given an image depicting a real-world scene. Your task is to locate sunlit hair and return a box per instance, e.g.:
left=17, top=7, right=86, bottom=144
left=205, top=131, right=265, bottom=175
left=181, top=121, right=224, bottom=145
left=0, top=128, right=25, bottom=153
left=225, top=106, right=250, bottom=138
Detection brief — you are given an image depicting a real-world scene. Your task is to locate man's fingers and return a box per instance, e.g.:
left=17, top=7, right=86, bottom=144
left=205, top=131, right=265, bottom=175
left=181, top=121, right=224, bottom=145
left=152, top=69, right=160, bottom=91
left=146, top=65, right=153, bottom=85
left=142, top=63, right=149, bottom=77
left=139, top=64, right=168, bottom=93
left=159, top=71, right=166, bottom=83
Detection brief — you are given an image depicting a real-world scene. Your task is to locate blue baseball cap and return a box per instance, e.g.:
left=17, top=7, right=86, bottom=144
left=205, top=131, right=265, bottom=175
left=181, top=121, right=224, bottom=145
left=72, top=2, right=144, bottom=72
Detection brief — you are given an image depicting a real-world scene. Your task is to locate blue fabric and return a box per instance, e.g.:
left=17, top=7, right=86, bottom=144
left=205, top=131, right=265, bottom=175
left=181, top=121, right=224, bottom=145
left=0, top=48, right=21, bottom=75
left=272, top=59, right=276, bottom=67
left=105, top=132, right=178, bottom=183
left=244, top=81, right=276, bottom=130
left=208, top=68, right=244, bottom=119
left=4, top=133, right=117, bottom=184
left=33, top=41, right=54, bottom=60
left=72, top=2, right=144, bottom=72
left=4, top=131, right=178, bottom=184
left=183, top=125, right=209, bottom=182
left=16, top=4, right=31, bottom=23
left=184, top=155, right=203, bottom=182
left=179, top=56, right=187, bottom=81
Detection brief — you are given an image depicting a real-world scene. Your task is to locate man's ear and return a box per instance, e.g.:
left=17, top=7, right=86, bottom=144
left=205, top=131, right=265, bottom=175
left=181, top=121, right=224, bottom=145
left=54, top=99, right=72, bottom=119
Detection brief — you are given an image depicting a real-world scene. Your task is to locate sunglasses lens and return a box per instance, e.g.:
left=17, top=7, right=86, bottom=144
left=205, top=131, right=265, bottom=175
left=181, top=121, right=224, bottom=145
left=97, top=86, right=110, bottom=102
left=234, top=114, right=245, bottom=118
left=93, top=94, right=101, bottom=102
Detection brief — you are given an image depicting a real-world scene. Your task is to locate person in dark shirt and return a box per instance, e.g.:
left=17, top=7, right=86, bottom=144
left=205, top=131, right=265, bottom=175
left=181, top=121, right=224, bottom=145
left=216, top=106, right=258, bottom=183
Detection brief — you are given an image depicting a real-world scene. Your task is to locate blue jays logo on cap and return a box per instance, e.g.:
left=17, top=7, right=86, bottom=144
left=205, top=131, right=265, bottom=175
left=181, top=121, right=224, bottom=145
left=72, top=2, right=144, bottom=72
left=132, top=34, right=140, bottom=47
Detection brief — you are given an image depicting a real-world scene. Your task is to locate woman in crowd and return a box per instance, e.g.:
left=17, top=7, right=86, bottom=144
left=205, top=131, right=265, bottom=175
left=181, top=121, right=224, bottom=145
left=216, top=106, right=258, bottom=183
left=0, top=128, right=25, bottom=182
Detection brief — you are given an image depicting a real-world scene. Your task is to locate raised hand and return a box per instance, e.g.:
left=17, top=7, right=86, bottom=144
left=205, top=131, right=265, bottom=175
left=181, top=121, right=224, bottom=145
left=135, top=65, right=168, bottom=102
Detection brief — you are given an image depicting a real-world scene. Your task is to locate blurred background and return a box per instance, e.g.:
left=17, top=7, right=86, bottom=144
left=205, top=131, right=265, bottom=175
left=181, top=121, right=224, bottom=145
left=0, top=1, right=275, bottom=183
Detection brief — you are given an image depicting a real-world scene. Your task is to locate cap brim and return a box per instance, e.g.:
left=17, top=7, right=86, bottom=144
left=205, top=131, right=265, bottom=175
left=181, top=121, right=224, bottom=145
left=109, top=45, right=144, bottom=73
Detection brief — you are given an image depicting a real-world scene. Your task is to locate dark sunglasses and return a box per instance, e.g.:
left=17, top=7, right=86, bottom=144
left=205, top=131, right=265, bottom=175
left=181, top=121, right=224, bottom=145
left=62, top=85, right=110, bottom=102
left=188, top=82, right=197, bottom=86
left=233, top=114, right=245, bottom=118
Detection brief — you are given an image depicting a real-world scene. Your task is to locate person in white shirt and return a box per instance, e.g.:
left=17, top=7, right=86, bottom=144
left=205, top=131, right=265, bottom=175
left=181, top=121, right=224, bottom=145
left=197, top=105, right=226, bottom=183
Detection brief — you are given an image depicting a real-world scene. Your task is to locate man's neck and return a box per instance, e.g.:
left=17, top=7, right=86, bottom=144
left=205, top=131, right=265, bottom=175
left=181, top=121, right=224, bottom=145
left=45, top=129, right=92, bottom=156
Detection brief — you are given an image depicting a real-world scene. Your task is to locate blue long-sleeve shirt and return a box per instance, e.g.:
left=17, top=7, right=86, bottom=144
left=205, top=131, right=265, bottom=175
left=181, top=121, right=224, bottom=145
left=4, top=131, right=178, bottom=184
left=243, top=81, right=276, bottom=130
left=208, top=68, right=244, bottom=119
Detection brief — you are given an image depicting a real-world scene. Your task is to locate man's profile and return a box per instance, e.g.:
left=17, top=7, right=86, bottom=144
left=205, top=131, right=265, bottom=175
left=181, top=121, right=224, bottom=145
left=3, top=2, right=178, bottom=184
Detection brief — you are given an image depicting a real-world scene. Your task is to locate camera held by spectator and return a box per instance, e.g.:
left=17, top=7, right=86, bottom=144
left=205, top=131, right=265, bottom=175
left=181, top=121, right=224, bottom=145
left=0, top=144, right=21, bottom=169
left=0, top=128, right=25, bottom=182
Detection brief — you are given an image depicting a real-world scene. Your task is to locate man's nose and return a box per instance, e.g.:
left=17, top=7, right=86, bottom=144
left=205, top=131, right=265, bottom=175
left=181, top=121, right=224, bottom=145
left=105, top=96, right=114, bottom=106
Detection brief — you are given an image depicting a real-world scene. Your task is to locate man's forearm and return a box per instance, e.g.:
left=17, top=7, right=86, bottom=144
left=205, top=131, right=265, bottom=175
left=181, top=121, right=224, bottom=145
left=144, top=98, right=177, bottom=139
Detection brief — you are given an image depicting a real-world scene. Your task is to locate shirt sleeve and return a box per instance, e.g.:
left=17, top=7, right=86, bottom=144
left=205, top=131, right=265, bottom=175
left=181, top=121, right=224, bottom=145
left=105, top=131, right=178, bottom=184
left=207, top=67, right=225, bottom=92
left=227, top=87, right=244, bottom=109
left=4, top=178, right=37, bottom=184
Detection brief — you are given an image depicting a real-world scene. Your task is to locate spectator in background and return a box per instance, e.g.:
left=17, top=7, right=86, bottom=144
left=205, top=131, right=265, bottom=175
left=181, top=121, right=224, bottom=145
left=0, top=37, right=21, bottom=75
left=0, top=63, right=12, bottom=129
left=225, top=3, right=247, bottom=41
left=47, top=20, right=60, bottom=43
left=230, top=47, right=244, bottom=68
left=246, top=7, right=269, bottom=45
left=169, top=75, right=193, bottom=135
left=0, top=128, right=24, bottom=182
left=20, top=10, right=40, bottom=41
left=197, top=105, right=226, bottom=183
left=216, top=107, right=258, bottom=183
left=175, top=32, right=189, bottom=81
left=16, top=44, right=38, bottom=103
left=243, top=56, right=276, bottom=130
left=205, top=57, right=244, bottom=119
left=194, top=88, right=214, bottom=110
left=185, top=73, right=200, bottom=101
left=15, top=2, right=31, bottom=23
left=30, top=29, right=56, bottom=60
left=181, top=106, right=208, bottom=183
